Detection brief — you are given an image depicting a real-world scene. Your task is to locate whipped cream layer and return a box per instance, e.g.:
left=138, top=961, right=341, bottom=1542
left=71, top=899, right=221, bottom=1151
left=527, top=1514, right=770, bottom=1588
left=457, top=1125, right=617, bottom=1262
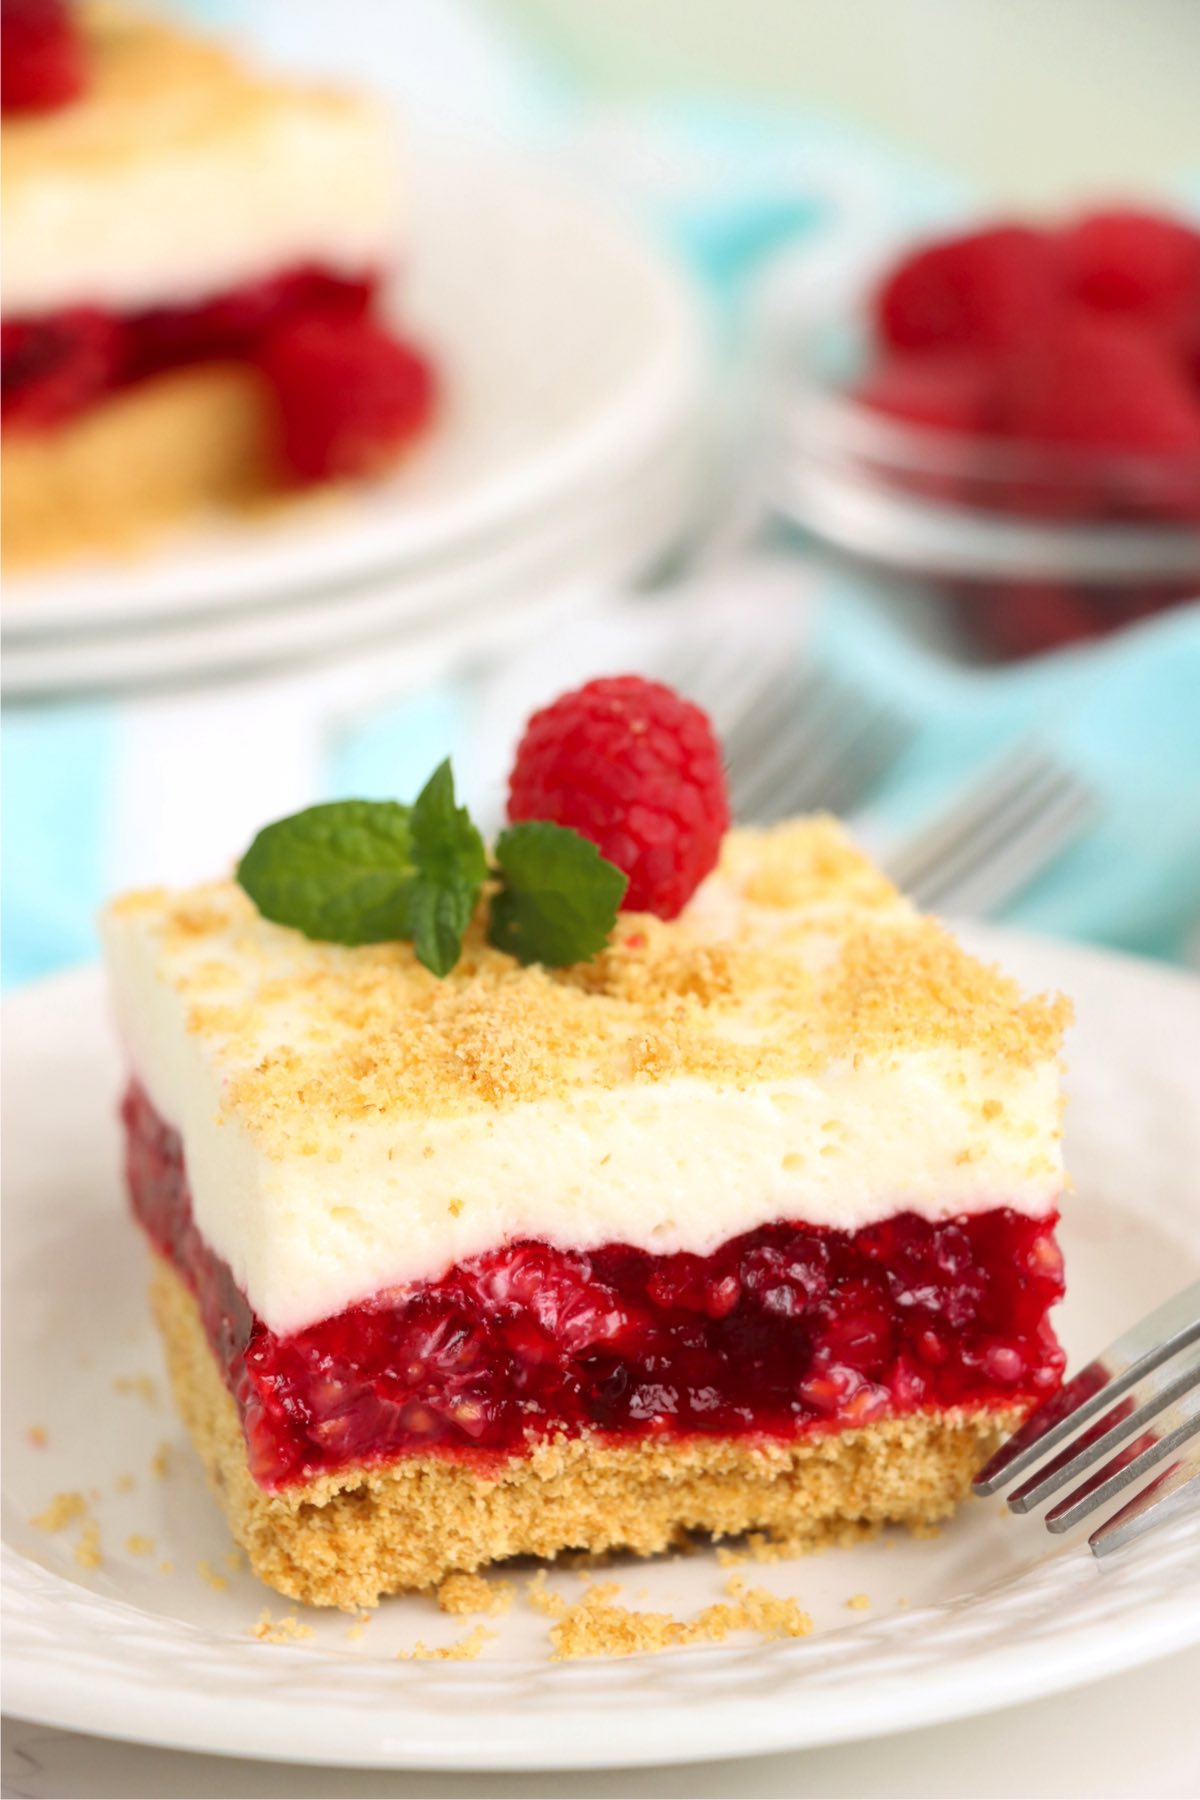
left=101, top=823, right=1068, bottom=1338
left=2, top=5, right=399, bottom=315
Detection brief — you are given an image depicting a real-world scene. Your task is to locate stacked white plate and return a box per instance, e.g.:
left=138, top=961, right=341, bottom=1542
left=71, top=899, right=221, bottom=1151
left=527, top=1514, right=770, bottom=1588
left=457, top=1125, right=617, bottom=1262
left=2, top=137, right=709, bottom=698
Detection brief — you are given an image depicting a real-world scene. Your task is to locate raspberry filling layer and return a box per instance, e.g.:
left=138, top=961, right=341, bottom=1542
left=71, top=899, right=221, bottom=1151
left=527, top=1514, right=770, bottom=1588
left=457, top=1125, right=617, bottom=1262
left=123, top=1081, right=1066, bottom=1490
left=1, top=265, right=435, bottom=480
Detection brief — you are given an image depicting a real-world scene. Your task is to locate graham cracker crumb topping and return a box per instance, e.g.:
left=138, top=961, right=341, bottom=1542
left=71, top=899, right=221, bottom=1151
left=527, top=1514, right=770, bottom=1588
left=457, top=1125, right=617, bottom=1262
left=104, top=818, right=1068, bottom=1153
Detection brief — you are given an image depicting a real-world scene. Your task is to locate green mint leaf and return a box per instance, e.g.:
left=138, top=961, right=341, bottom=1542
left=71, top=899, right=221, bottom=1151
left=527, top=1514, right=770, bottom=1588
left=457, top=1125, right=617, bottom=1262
left=406, top=879, right=475, bottom=978
left=407, top=760, right=487, bottom=976
left=236, top=800, right=416, bottom=945
left=488, top=821, right=628, bottom=967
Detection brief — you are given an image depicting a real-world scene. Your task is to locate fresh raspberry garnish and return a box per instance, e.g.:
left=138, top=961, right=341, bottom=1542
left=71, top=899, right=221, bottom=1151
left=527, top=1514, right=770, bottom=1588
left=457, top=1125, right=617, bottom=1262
left=875, top=224, right=1061, bottom=353
left=1, top=0, right=86, bottom=114
left=1061, top=208, right=1200, bottom=345
left=506, top=676, right=730, bottom=919
left=993, top=314, right=1200, bottom=458
left=853, top=349, right=995, bottom=434
left=0, top=307, right=120, bottom=428
left=260, top=315, right=436, bottom=483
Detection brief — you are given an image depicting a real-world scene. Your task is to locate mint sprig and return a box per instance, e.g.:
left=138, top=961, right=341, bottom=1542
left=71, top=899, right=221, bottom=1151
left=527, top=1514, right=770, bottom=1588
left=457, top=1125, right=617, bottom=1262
left=489, top=822, right=628, bottom=967
left=236, top=799, right=417, bottom=947
left=236, top=762, right=625, bottom=976
left=407, top=760, right=487, bottom=977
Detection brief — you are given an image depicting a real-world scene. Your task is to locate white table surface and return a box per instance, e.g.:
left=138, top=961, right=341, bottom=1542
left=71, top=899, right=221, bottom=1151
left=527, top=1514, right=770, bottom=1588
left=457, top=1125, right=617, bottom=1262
left=5, top=1645, right=1200, bottom=1799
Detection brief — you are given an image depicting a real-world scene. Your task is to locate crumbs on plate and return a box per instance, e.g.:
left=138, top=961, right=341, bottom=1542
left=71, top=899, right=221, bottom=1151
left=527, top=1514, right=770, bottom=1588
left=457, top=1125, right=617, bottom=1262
left=398, top=1624, right=493, bottom=1662
left=251, top=1608, right=314, bottom=1644
left=548, top=1573, right=813, bottom=1660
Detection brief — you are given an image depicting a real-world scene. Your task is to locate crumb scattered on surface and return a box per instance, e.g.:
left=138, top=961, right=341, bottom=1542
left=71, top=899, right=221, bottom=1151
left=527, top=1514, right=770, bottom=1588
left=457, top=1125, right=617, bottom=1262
left=197, top=1558, right=227, bottom=1592
left=151, top=1441, right=172, bottom=1479
left=525, top=1569, right=568, bottom=1617
left=114, top=1473, right=136, bottom=1494
left=126, top=1534, right=155, bottom=1556
left=897, top=1596, right=910, bottom=1607
left=715, top=1574, right=815, bottom=1642
left=435, top=1571, right=514, bottom=1617
left=398, top=1624, right=492, bottom=1662
left=224, top=1547, right=245, bottom=1573
left=32, top=1491, right=87, bottom=1532
left=909, top=1521, right=942, bottom=1540
left=344, top=1609, right=373, bottom=1641
left=74, top=1522, right=102, bottom=1569
left=251, top=1608, right=314, bottom=1644
left=549, top=1575, right=814, bottom=1659
left=160, top=1560, right=175, bottom=1574
left=27, top=1426, right=48, bottom=1449
left=847, top=1592, right=871, bottom=1611
left=114, top=1374, right=159, bottom=1406
left=716, top=1545, right=748, bottom=1568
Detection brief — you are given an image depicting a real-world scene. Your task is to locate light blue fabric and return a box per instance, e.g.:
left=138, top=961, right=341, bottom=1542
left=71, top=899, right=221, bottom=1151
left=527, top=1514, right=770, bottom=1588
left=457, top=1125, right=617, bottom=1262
left=810, top=593, right=1200, bottom=963
left=323, top=687, right=466, bottom=805
left=2, top=703, right=120, bottom=984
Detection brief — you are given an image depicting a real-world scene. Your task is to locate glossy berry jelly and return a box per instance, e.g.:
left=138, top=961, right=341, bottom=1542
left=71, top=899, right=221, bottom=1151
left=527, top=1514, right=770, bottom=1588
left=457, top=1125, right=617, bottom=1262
left=1, top=264, right=434, bottom=481
left=123, top=1082, right=1066, bottom=1490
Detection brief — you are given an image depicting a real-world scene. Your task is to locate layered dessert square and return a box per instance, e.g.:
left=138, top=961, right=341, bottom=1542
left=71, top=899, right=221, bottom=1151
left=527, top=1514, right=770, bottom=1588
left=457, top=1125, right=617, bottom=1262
left=102, top=818, right=1069, bottom=1609
left=2, top=0, right=433, bottom=566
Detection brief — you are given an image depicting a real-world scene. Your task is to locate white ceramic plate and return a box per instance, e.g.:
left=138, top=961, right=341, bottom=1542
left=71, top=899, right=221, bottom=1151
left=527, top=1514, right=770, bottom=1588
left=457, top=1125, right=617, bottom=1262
left=4, top=933, right=1199, bottom=1771
left=3, top=135, right=705, bottom=640
left=1, top=426, right=704, bottom=697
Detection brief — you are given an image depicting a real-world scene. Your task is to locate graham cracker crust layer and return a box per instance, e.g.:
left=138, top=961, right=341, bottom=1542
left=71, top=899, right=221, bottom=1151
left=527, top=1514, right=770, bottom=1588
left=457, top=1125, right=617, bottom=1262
left=150, top=1255, right=1020, bottom=1610
left=2, top=363, right=275, bottom=568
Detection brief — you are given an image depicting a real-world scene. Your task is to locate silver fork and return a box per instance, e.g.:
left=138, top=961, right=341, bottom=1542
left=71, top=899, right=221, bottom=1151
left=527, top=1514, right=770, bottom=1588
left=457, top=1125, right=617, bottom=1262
left=881, top=739, right=1100, bottom=915
left=659, top=646, right=917, bottom=823
left=976, top=1281, right=1200, bottom=1556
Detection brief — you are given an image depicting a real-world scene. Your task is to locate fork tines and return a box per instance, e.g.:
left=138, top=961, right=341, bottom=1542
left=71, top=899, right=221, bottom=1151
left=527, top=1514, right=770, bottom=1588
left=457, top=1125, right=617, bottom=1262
left=975, top=1280, right=1200, bottom=1556
left=881, top=740, right=1099, bottom=917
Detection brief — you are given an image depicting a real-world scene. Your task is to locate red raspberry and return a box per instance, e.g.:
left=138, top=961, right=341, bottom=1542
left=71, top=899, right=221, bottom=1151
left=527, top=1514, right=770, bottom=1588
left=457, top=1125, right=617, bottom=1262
left=1061, top=208, right=1200, bottom=346
left=993, top=314, right=1200, bottom=457
left=506, top=676, right=730, bottom=920
left=876, top=224, right=1060, bottom=354
left=1, top=0, right=86, bottom=113
left=260, top=315, right=435, bottom=484
left=854, top=350, right=995, bottom=434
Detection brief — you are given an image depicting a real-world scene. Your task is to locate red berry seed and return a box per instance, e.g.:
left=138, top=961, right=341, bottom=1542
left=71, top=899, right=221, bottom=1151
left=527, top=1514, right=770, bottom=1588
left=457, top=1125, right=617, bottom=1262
left=507, top=675, right=730, bottom=920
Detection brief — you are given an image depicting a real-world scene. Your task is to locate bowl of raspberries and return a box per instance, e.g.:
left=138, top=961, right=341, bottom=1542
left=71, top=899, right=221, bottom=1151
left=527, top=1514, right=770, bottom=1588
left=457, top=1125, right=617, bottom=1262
left=779, top=207, right=1200, bottom=658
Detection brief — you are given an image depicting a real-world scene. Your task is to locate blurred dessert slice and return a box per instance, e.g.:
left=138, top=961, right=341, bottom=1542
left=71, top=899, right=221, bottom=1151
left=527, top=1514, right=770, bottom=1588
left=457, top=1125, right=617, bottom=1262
left=1, top=0, right=434, bottom=567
